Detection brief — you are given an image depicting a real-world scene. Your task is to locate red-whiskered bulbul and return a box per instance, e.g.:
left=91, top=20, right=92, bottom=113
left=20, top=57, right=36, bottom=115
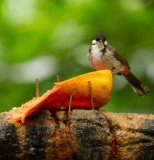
left=88, top=31, right=149, bottom=96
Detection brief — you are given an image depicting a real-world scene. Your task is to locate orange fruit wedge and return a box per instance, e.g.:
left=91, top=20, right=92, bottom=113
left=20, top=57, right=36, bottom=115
left=11, top=70, right=113, bottom=123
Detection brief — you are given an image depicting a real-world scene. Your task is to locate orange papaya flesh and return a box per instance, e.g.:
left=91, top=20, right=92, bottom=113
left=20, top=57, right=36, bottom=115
left=11, top=70, right=113, bottom=123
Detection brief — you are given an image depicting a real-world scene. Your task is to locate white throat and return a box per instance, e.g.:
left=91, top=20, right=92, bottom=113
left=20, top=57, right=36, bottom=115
left=91, top=47, right=103, bottom=62
left=91, top=41, right=106, bottom=61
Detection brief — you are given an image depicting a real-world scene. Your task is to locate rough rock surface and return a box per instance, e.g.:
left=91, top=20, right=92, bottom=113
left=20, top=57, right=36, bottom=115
left=0, top=109, right=153, bottom=160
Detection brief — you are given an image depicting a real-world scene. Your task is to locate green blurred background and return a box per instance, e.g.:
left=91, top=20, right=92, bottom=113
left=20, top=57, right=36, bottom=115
left=0, top=0, right=154, bottom=113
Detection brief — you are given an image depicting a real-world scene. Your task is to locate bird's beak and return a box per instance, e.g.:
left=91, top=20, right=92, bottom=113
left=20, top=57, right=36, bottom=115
left=97, top=41, right=104, bottom=48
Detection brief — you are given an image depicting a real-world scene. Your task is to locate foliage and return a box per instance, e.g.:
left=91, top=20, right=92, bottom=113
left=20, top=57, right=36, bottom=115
left=0, top=0, right=154, bottom=113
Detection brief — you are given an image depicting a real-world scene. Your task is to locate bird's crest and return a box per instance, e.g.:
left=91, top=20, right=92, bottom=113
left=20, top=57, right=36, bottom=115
left=95, top=30, right=106, bottom=42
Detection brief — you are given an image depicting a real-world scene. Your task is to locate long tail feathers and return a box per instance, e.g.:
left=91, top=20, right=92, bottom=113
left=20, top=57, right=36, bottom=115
left=124, top=72, right=149, bottom=97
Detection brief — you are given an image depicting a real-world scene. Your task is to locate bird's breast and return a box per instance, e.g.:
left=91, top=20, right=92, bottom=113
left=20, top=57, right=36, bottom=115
left=88, top=48, right=122, bottom=70
left=88, top=50, right=111, bottom=70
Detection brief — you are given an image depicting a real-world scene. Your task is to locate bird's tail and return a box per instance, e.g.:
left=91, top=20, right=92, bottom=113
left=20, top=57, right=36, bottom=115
left=124, top=72, right=149, bottom=96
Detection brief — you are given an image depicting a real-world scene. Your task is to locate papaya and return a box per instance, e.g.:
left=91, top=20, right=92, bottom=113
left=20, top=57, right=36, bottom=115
left=11, top=70, right=113, bottom=123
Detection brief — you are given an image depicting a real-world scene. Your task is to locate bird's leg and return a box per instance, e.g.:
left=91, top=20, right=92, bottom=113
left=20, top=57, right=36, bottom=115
left=111, top=67, right=123, bottom=75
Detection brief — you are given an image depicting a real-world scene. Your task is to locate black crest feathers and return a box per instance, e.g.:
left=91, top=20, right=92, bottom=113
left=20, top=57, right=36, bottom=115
left=95, top=30, right=106, bottom=42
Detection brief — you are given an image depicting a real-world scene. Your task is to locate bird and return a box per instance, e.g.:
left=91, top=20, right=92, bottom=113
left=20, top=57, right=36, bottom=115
left=88, top=31, right=149, bottom=96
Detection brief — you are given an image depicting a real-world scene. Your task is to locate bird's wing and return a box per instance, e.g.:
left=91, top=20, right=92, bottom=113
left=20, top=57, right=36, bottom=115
left=108, top=45, right=130, bottom=69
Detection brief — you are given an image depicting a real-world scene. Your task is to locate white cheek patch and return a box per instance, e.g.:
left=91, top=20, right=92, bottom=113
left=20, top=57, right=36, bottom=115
left=104, top=41, right=108, bottom=45
left=92, top=40, right=96, bottom=45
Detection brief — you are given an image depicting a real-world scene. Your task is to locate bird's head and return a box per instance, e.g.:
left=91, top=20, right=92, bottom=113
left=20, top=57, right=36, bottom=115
left=92, top=31, right=108, bottom=48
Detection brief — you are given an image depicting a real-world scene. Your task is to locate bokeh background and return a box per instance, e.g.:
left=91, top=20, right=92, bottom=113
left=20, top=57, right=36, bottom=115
left=0, top=0, right=154, bottom=113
